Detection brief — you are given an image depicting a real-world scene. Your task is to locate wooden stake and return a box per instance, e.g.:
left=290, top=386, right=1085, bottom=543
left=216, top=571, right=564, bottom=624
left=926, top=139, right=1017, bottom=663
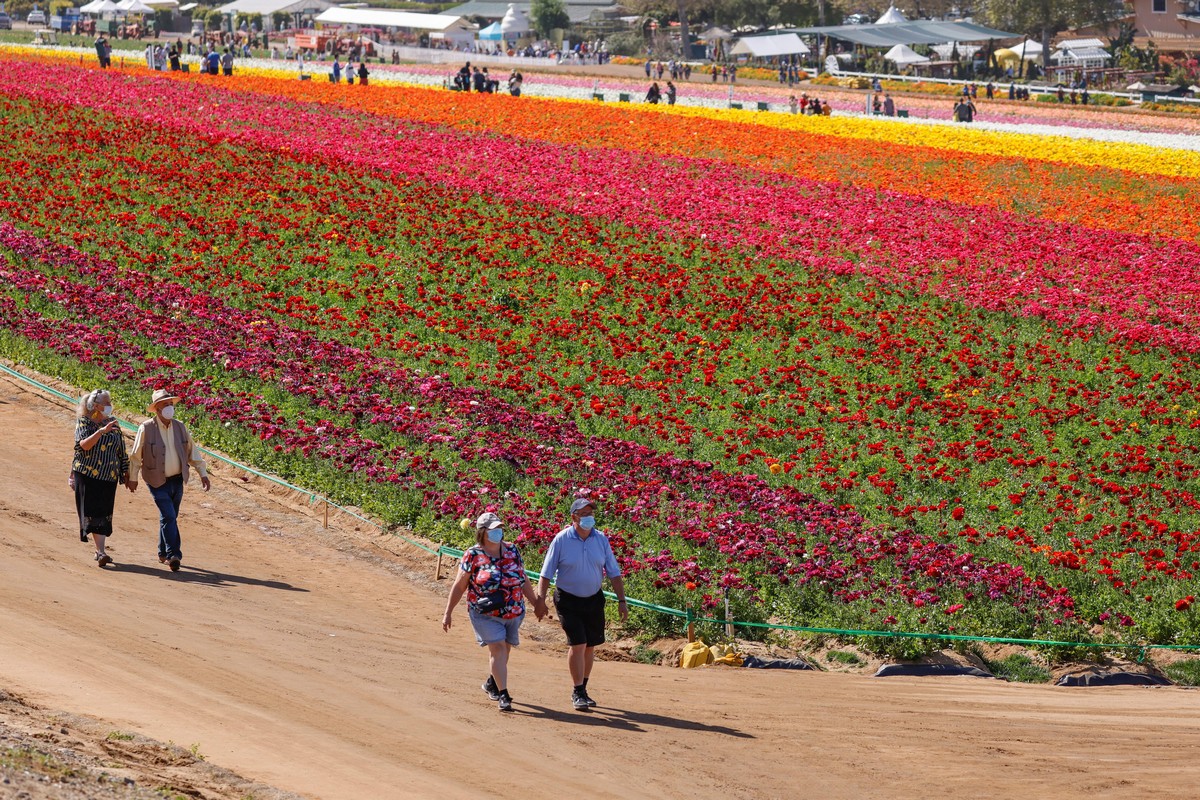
left=686, top=606, right=695, bottom=643
left=323, top=499, right=329, bottom=529
left=724, top=595, right=733, bottom=638
left=433, top=551, right=443, bottom=581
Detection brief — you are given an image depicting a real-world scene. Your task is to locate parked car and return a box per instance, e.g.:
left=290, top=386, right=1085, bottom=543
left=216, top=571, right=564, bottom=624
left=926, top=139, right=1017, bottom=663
left=27, top=8, right=47, bottom=25
left=190, top=20, right=205, bottom=36
left=0, top=12, right=12, bottom=29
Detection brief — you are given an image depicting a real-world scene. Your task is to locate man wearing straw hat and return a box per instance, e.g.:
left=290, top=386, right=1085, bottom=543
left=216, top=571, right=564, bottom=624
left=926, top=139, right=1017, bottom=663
left=127, top=389, right=210, bottom=572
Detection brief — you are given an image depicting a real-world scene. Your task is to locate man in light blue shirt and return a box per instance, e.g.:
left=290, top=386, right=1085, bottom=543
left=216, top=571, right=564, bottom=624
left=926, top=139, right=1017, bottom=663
left=537, top=498, right=627, bottom=711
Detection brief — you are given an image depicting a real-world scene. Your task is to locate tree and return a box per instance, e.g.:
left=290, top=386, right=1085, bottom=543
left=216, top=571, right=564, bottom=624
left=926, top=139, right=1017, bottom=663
left=977, top=0, right=1121, bottom=70
left=531, top=0, right=570, bottom=37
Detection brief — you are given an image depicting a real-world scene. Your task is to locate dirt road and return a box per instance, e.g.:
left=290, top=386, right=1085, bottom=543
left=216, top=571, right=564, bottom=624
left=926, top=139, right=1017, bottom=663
left=2, top=369, right=1199, bottom=800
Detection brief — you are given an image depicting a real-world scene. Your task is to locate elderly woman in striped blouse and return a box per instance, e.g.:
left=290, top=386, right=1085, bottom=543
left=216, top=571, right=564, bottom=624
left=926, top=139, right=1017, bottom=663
left=71, top=389, right=129, bottom=568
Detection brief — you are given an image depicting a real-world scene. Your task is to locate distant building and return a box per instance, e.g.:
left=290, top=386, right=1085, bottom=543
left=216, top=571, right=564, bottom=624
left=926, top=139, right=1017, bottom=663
left=1125, top=0, right=1200, bottom=43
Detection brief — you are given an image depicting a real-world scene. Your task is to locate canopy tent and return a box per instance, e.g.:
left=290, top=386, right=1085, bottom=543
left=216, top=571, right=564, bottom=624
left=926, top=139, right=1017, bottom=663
left=930, top=42, right=979, bottom=59
left=313, top=7, right=466, bottom=31
left=80, top=0, right=120, bottom=14
left=992, top=47, right=1020, bottom=68
left=478, top=20, right=501, bottom=39
left=1008, top=38, right=1042, bottom=59
left=876, top=5, right=906, bottom=24
left=697, top=25, right=733, bottom=41
left=884, top=43, right=929, bottom=65
left=790, top=20, right=1019, bottom=48
left=215, top=0, right=335, bottom=22
left=729, top=32, right=810, bottom=58
left=116, top=0, right=156, bottom=13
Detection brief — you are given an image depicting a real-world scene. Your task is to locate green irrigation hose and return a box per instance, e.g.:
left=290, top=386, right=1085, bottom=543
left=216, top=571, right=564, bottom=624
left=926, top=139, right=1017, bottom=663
left=7, top=362, right=1199, bottom=656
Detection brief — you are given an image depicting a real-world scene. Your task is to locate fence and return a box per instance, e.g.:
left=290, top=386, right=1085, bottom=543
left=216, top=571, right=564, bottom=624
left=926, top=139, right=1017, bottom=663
left=5, top=359, right=1199, bottom=661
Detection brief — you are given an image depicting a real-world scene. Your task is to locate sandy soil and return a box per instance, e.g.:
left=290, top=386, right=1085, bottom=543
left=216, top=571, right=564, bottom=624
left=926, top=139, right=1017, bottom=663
left=3, top=367, right=1200, bottom=800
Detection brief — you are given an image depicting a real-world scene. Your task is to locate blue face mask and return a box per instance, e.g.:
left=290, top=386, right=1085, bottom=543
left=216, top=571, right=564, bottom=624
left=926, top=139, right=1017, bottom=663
left=486, top=528, right=504, bottom=544
left=578, top=516, right=596, bottom=531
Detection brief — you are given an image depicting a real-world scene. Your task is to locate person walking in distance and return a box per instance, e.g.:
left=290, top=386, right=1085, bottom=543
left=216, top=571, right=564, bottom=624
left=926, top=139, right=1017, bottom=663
left=536, top=498, right=628, bottom=711
left=127, top=389, right=210, bottom=571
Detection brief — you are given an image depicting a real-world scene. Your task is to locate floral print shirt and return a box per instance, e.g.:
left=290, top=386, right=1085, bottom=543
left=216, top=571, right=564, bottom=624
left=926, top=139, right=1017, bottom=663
left=460, top=543, right=527, bottom=619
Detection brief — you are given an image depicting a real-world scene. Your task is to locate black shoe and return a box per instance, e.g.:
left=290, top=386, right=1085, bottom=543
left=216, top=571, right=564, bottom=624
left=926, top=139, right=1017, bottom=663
left=571, top=690, right=590, bottom=711
left=498, top=692, right=513, bottom=712
left=97, top=554, right=113, bottom=568
left=168, top=556, right=181, bottom=572
left=482, top=677, right=500, bottom=701
left=581, top=689, right=598, bottom=707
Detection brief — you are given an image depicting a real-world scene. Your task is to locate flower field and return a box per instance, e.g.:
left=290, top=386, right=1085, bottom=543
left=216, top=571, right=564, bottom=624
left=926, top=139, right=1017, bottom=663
left=2, top=53, right=1200, bottom=648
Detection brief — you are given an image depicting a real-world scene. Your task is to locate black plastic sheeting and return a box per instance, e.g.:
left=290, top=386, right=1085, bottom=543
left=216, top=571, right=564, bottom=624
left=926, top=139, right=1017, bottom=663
left=1055, top=672, right=1172, bottom=687
left=874, top=663, right=996, bottom=678
left=741, top=655, right=815, bottom=670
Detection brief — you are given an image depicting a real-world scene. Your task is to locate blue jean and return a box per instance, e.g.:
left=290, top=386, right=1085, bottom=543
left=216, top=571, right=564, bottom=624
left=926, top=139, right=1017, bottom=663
left=149, top=476, right=185, bottom=560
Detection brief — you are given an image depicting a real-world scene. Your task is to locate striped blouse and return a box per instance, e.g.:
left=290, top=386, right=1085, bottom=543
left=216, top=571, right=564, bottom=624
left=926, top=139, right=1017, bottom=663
left=72, top=417, right=129, bottom=483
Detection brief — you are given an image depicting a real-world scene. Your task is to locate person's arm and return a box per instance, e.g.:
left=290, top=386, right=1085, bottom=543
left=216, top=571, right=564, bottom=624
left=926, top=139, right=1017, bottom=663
left=442, top=565, right=471, bottom=631
left=602, top=536, right=628, bottom=622
left=184, top=425, right=211, bottom=490
left=77, top=418, right=119, bottom=451
left=536, top=536, right=560, bottom=603
left=126, top=423, right=144, bottom=491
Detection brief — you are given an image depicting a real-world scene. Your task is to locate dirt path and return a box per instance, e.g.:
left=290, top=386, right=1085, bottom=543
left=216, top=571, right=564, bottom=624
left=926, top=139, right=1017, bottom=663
left=2, top=368, right=1199, bottom=800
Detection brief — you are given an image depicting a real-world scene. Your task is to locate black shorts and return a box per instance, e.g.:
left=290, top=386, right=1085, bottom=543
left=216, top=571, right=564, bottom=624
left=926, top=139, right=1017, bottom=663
left=554, top=588, right=606, bottom=647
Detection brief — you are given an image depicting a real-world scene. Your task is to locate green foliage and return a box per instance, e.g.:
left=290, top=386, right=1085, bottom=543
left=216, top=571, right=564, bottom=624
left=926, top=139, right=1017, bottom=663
left=979, top=652, right=1052, bottom=683
left=1163, top=658, right=1200, bottom=686
left=106, top=730, right=136, bottom=741
left=530, top=0, right=569, bottom=36
left=204, top=8, right=223, bottom=30
left=605, top=29, right=645, bottom=57
left=825, top=649, right=862, bottom=665
left=632, top=644, right=663, bottom=664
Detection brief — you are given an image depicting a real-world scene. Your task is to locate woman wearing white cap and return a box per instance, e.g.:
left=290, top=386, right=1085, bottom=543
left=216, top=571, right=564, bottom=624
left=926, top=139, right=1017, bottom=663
left=442, top=512, right=546, bottom=712
left=71, top=389, right=129, bottom=567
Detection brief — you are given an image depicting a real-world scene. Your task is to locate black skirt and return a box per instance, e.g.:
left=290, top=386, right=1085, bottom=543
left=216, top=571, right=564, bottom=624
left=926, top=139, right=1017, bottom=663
left=74, top=472, right=117, bottom=541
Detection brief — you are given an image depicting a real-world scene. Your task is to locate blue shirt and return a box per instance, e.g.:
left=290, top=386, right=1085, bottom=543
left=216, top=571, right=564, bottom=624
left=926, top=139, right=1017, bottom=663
left=539, top=525, right=622, bottom=597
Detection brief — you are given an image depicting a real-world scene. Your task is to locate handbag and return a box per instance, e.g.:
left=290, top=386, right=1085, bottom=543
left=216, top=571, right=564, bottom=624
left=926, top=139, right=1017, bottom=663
left=474, top=585, right=507, bottom=613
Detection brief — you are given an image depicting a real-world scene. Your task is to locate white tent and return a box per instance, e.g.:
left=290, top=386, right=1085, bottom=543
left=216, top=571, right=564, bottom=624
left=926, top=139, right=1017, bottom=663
left=80, top=0, right=119, bottom=14
left=930, top=42, right=979, bottom=59
left=117, top=0, right=157, bottom=12
left=313, top=7, right=466, bottom=31
left=884, top=43, right=929, bottom=65
left=1009, top=38, right=1042, bottom=60
left=876, top=5, right=907, bottom=24
left=729, top=32, right=810, bottom=58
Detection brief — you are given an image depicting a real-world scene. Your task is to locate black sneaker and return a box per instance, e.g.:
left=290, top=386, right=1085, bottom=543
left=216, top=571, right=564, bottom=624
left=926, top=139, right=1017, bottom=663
left=498, top=692, right=513, bottom=712
left=581, top=689, right=598, bottom=708
left=482, top=677, right=501, bottom=701
left=97, top=554, right=113, bottom=568
left=168, top=556, right=181, bottom=572
left=571, top=690, right=590, bottom=711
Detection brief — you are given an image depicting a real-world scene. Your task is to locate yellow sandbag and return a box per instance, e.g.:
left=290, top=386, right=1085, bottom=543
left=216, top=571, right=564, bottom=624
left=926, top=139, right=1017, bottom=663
left=712, top=652, right=744, bottom=667
left=680, top=640, right=714, bottom=668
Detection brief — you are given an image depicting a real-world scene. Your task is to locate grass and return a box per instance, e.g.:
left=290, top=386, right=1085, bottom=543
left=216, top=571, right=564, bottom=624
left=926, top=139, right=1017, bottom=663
left=825, top=650, right=862, bottom=665
left=980, top=653, right=1052, bottom=683
left=106, top=730, right=135, bottom=741
left=632, top=644, right=662, bottom=665
left=0, top=746, right=81, bottom=780
left=1163, top=659, right=1200, bottom=687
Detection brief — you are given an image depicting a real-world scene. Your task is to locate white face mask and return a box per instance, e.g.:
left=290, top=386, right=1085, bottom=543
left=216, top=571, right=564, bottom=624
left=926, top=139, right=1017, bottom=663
left=102, top=405, right=114, bottom=417
left=160, top=405, right=176, bottom=420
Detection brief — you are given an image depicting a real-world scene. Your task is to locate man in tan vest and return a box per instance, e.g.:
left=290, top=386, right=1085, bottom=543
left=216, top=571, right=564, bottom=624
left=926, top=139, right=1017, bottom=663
left=128, top=389, right=210, bottom=572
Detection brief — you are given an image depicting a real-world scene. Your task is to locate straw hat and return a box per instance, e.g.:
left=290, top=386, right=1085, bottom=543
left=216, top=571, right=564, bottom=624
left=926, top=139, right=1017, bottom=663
left=147, top=388, right=181, bottom=412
